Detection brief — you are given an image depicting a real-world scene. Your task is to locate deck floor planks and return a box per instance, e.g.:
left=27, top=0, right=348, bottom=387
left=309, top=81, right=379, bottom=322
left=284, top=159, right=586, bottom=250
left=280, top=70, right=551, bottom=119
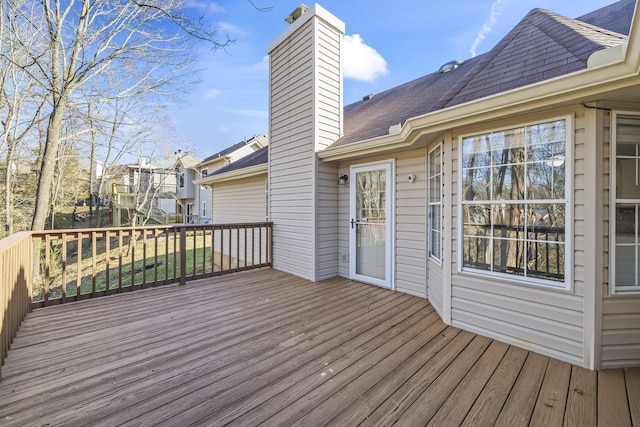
left=204, top=306, right=445, bottom=427
left=494, top=351, right=550, bottom=426
left=426, top=340, right=511, bottom=426
left=460, top=345, right=529, bottom=426
left=20, top=279, right=399, bottom=425
left=166, top=307, right=440, bottom=427
left=529, top=357, right=572, bottom=426
left=268, top=312, right=448, bottom=427
left=0, top=275, right=374, bottom=410
left=394, top=335, right=494, bottom=425
left=81, top=286, right=417, bottom=425
left=564, top=365, right=598, bottom=427
left=326, top=324, right=464, bottom=426
left=0, top=268, right=637, bottom=426
left=598, top=369, right=632, bottom=427
left=359, top=330, right=478, bottom=427
left=626, top=368, right=640, bottom=426
left=1, top=275, right=378, bottom=418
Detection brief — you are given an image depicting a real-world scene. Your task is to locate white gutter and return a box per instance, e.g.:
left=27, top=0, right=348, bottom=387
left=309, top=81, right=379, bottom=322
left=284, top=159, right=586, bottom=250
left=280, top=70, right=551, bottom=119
left=318, top=5, right=640, bottom=162
left=193, top=164, right=267, bottom=185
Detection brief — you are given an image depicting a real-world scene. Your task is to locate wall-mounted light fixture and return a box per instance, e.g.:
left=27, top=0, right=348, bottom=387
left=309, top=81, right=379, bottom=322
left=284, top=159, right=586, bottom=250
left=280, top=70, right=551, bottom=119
left=338, top=174, right=349, bottom=185
left=408, top=174, right=416, bottom=183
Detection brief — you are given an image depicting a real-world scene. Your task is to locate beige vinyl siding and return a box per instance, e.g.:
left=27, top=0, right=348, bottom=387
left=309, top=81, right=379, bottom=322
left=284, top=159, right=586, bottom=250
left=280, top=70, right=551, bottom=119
left=601, top=108, right=640, bottom=368
left=427, top=262, right=444, bottom=318
left=395, top=151, right=427, bottom=297
left=210, top=176, right=268, bottom=267
left=269, top=11, right=343, bottom=281
left=317, top=161, right=339, bottom=280
left=450, top=109, right=586, bottom=366
left=269, top=18, right=315, bottom=280
left=313, top=18, right=341, bottom=280
left=212, top=176, right=266, bottom=223
left=602, top=297, right=640, bottom=367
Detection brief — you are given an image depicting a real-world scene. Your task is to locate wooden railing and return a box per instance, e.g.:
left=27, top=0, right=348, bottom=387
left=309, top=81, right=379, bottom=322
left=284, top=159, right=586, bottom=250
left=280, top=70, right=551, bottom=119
left=0, top=222, right=272, bottom=374
left=0, top=232, right=33, bottom=379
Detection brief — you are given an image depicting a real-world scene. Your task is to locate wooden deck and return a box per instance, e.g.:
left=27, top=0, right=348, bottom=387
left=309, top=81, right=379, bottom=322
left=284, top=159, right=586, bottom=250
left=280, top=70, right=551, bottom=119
left=0, top=269, right=638, bottom=426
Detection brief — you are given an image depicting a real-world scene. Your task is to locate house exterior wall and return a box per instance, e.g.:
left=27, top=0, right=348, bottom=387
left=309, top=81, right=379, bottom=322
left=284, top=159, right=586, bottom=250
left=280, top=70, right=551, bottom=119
left=177, top=168, right=196, bottom=200
left=337, top=149, right=428, bottom=298
left=600, top=107, right=640, bottom=368
left=449, top=108, right=585, bottom=366
left=268, top=5, right=344, bottom=281
left=212, top=176, right=267, bottom=223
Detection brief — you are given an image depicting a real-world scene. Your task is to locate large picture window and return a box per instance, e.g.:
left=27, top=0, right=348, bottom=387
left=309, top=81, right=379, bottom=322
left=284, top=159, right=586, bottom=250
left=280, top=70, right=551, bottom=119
left=428, top=146, right=442, bottom=262
left=460, top=118, right=568, bottom=286
left=612, top=113, right=640, bottom=294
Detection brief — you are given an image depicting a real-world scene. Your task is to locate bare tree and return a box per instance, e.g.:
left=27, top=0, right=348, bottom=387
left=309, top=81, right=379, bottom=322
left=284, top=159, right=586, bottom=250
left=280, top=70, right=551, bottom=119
left=1, top=0, right=228, bottom=231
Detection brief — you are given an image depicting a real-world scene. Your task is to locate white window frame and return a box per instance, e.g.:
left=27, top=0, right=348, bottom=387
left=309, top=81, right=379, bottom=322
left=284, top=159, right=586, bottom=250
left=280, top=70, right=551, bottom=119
left=610, top=111, right=640, bottom=295
left=457, top=115, right=573, bottom=290
left=428, top=144, right=443, bottom=263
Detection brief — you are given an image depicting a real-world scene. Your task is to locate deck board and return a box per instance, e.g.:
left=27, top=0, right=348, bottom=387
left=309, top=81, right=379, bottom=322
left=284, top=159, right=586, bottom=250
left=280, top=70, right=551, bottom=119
left=0, top=268, right=636, bottom=426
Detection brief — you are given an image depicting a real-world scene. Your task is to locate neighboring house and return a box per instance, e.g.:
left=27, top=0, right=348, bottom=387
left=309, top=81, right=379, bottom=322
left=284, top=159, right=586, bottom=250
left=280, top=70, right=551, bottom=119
left=111, top=152, right=197, bottom=226
left=208, top=0, right=640, bottom=370
left=191, top=134, right=268, bottom=224
left=174, top=151, right=202, bottom=223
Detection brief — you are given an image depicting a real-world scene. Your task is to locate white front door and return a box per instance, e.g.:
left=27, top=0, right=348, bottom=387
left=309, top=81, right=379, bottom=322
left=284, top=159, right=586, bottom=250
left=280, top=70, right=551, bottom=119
left=350, top=162, right=394, bottom=288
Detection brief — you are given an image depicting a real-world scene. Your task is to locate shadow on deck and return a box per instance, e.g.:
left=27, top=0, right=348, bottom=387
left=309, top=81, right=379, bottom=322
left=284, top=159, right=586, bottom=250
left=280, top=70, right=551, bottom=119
left=0, top=269, right=638, bottom=426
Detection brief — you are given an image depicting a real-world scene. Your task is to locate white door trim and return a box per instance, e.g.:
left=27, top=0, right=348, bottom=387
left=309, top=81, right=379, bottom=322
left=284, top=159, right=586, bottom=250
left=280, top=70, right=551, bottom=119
left=349, top=160, right=395, bottom=289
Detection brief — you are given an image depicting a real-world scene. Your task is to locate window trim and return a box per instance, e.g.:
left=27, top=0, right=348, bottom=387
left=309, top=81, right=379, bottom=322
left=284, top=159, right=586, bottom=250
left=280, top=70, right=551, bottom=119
left=610, top=110, right=640, bottom=295
left=428, top=144, right=443, bottom=264
left=457, top=115, right=574, bottom=291
left=178, top=172, right=185, bottom=189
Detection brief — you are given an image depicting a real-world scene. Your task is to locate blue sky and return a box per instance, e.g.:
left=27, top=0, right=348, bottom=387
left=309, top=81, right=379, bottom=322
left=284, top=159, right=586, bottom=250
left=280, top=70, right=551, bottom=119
left=171, top=0, right=617, bottom=158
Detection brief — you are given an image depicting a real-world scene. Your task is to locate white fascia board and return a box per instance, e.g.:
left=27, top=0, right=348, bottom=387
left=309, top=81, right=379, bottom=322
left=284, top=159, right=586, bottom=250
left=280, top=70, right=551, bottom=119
left=193, top=164, right=267, bottom=185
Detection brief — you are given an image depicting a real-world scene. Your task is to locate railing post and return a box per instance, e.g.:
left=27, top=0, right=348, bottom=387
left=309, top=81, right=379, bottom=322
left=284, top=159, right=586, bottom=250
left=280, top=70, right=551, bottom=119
left=179, top=226, right=187, bottom=286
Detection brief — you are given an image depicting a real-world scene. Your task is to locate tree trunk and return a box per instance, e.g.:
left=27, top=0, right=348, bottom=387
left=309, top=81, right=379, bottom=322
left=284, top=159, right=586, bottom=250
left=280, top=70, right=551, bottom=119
left=31, top=104, right=65, bottom=231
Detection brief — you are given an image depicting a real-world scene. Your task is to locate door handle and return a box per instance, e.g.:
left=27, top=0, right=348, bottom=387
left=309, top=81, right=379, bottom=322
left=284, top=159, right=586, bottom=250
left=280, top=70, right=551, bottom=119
left=351, top=218, right=355, bottom=229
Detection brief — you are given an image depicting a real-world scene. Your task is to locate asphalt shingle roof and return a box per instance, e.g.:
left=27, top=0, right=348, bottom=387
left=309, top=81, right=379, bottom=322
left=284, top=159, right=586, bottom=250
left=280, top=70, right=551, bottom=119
left=332, top=1, right=631, bottom=148
left=210, top=145, right=269, bottom=177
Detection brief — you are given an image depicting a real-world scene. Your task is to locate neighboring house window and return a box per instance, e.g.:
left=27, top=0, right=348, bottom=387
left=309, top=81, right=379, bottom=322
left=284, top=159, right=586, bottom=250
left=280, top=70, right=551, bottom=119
left=460, top=118, right=569, bottom=286
left=612, top=112, right=640, bottom=294
left=428, top=145, right=442, bottom=262
left=186, top=203, right=193, bottom=223
left=179, top=172, right=185, bottom=188
left=201, top=169, right=208, bottom=177
left=202, top=201, right=206, bottom=219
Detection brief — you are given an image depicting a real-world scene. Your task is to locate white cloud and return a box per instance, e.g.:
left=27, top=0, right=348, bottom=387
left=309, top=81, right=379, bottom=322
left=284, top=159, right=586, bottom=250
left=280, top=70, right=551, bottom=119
left=254, top=55, right=269, bottom=73
left=470, top=0, right=511, bottom=57
left=204, top=89, right=222, bottom=100
left=343, top=34, right=388, bottom=82
left=217, top=126, right=231, bottom=133
left=186, top=1, right=225, bottom=14
left=217, top=22, right=247, bottom=37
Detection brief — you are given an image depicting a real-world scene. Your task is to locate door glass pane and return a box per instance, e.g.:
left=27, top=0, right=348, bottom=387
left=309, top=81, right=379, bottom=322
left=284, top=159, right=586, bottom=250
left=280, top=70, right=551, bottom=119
left=355, top=168, right=387, bottom=280
left=356, top=223, right=386, bottom=280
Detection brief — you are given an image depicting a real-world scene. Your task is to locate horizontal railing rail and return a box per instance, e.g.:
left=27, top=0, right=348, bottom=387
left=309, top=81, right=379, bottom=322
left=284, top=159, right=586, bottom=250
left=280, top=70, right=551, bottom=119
left=30, top=222, right=273, bottom=309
